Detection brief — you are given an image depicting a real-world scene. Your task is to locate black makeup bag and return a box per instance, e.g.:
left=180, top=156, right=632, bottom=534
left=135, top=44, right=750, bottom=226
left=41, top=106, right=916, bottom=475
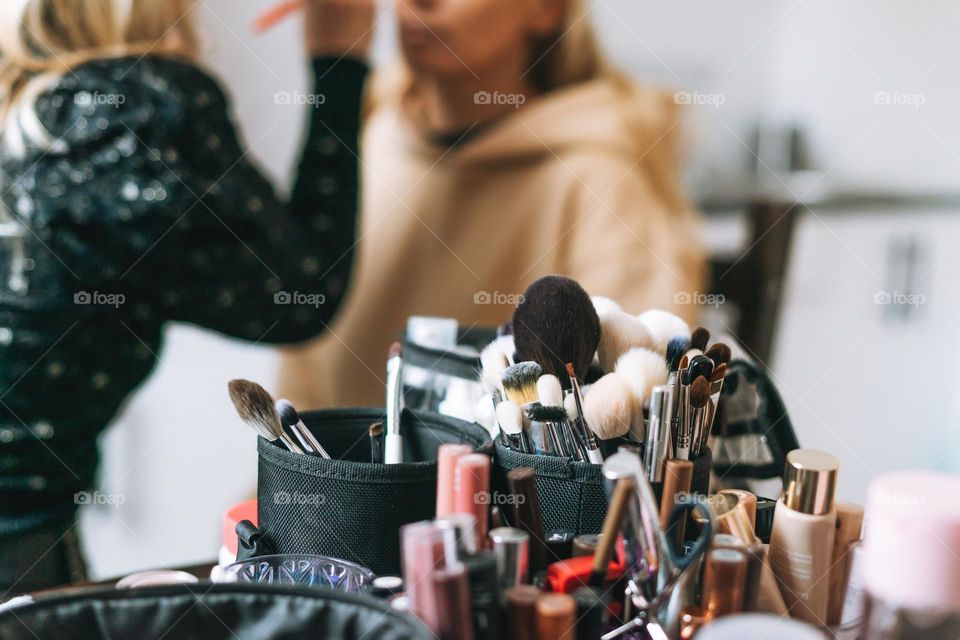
left=492, top=437, right=608, bottom=535
left=492, top=438, right=714, bottom=536
left=0, top=584, right=431, bottom=639
left=257, top=408, right=493, bottom=576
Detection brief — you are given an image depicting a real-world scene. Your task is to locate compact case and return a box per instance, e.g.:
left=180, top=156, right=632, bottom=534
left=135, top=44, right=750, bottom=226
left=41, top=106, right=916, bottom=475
left=256, top=408, right=493, bottom=576
left=0, top=584, right=432, bottom=640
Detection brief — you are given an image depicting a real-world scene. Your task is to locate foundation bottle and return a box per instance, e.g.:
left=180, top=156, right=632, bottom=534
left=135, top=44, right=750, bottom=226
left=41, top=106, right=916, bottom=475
left=768, top=449, right=839, bottom=625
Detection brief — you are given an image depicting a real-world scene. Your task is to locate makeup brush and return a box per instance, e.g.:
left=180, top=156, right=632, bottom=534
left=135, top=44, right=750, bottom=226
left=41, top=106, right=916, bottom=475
left=686, top=354, right=715, bottom=382
left=614, top=347, right=668, bottom=404
left=228, top=379, right=304, bottom=454
left=501, top=362, right=543, bottom=407
left=690, top=327, right=710, bottom=352
left=536, top=374, right=564, bottom=407
left=369, top=422, right=384, bottom=463
left=710, top=363, right=727, bottom=383
left=527, top=404, right=573, bottom=457
left=590, top=474, right=636, bottom=587
left=590, top=295, right=622, bottom=316
left=385, top=341, right=404, bottom=464
left=704, top=343, right=731, bottom=366
left=496, top=400, right=527, bottom=453
left=660, top=459, right=693, bottom=550
left=276, top=399, right=330, bottom=459
left=535, top=374, right=580, bottom=458
left=563, top=391, right=579, bottom=422
left=636, top=309, right=691, bottom=353
left=565, top=363, right=603, bottom=464
left=512, top=275, right=600, bottom=383
left=583, top=372, right=638, bottom=442
left=666, top=336, right=690, bottom=372
left=688, top=375, right=712, bottom=458
left=597, top=310, right=656, bottom=372
left=480, top=335, right=516, bottom=394
left=644, top=385, right=672, bottom=483
left=253, top=0, right=303, bottom=32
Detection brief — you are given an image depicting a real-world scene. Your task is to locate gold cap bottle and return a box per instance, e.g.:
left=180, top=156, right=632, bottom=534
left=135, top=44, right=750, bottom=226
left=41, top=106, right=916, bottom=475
left=782, top=449, right=838, bottom=515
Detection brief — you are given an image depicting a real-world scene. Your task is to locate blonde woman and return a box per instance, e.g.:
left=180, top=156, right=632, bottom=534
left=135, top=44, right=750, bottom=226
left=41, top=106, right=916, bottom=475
left=0, top=0, right=373, bottom=591
left=280, top=0, right=705, bottom=409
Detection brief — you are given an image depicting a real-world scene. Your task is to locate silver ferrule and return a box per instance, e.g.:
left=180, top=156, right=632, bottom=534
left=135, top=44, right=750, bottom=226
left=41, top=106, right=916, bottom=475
left=644, top=386, right=671, bottom=483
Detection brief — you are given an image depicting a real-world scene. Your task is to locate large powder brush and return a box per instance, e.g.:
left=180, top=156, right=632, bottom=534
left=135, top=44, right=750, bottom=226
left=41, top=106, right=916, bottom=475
left=512, top=275, right=600, bottom=385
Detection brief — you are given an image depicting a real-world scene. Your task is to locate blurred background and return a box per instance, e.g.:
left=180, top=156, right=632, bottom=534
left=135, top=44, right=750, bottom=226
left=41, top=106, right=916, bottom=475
left=81, top=0, right=960, bottom=578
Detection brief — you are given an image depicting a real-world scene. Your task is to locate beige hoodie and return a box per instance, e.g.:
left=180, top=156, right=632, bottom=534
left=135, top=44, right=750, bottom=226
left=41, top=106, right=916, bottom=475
left=279, top=77, right=705, bottom=409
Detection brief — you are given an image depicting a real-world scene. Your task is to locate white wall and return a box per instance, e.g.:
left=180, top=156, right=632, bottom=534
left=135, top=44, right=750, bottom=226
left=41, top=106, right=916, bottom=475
left=768, top=0, right=960, bottom=193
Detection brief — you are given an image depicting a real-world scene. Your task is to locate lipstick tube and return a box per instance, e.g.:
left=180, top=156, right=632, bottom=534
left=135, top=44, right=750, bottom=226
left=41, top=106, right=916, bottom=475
left=436, top=444, right=472, bottom=517
left=454, top=453, right=491, bottom=550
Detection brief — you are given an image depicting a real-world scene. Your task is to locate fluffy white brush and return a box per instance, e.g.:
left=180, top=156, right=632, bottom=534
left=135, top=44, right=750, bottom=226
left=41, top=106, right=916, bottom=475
left=614, top=347, right=668, bottom=405
left=536, top=374, right=564, bottom=407
left=480, top=335, right=515, bottom=394
left=582, top=372, right=639, bottom=440
left=597, top=310, right=656, bottom=372
left=564, top=392, right=579, bottom=421
left=591, top=295, right=623, bottom=317
left=636, top=309, right=690, bottom=354
left=496, top=400, right=524, bottom=437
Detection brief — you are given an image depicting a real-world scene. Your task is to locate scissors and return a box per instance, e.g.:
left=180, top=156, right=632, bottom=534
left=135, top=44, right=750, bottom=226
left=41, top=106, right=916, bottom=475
left=602, top=498, right=714, bottom=640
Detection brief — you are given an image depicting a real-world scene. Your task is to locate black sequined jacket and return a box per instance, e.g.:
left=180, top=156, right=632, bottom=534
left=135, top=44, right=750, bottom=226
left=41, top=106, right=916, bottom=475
left=0, top=55, right=366, bottom=534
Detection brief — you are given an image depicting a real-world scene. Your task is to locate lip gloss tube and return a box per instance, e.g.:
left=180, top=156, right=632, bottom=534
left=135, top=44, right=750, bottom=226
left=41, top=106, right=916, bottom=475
left=401, top=521, right=455, bottom=634
left=436, top=444, right=472, bottom=517
left=454, top=453, right=491, bottom=550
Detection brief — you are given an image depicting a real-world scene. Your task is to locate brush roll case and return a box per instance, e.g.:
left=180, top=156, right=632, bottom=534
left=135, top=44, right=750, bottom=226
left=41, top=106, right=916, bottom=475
left=257, top=408, right=492, bottom=576
left=0, top=584, right=432, bottom=640
left=401, top=324, right=497, bottom=423
left=493, top=437, right=714, bottom=536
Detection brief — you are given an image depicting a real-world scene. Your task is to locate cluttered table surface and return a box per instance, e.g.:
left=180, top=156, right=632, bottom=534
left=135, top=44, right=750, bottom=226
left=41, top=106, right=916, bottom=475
left=1, top=275, right=957, bottom=640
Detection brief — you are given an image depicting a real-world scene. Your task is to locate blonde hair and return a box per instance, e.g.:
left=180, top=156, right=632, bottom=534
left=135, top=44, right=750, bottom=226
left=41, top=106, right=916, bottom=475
left=0, top=0, right=198, bottom=155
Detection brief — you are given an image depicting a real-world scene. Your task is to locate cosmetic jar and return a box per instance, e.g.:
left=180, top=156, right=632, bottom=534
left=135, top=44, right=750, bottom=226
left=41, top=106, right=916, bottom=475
left=860, top=471, right=960, bottom=639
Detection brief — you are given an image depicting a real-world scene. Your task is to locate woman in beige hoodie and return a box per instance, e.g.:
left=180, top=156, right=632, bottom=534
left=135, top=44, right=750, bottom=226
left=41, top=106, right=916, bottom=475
left=280, top=0, right=705, bottom=408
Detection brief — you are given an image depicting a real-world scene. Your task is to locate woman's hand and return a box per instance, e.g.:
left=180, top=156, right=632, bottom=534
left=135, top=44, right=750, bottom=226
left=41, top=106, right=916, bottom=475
left=304, top=0, right=375, bottom=59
